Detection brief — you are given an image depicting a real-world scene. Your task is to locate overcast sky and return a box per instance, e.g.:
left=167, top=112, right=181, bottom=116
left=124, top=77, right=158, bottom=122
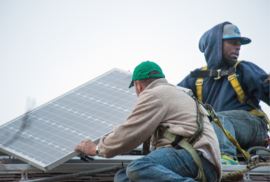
left=0, top=0, right=269, bottom=125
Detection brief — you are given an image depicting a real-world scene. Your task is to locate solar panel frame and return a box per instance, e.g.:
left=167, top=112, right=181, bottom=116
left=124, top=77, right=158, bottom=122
left=0, top=68, right=137, bottom=171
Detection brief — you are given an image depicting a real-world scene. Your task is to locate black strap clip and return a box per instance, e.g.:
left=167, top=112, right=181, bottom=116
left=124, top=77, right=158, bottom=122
left=79, top=154, right=94, bottom=162
left=190, top=67, right=236, bottom=79
left=171, top=135, right=183, bottom=148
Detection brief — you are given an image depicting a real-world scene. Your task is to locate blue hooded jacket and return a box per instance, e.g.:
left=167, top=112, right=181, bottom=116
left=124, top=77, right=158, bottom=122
left=177, top=22, right=269, bottom=112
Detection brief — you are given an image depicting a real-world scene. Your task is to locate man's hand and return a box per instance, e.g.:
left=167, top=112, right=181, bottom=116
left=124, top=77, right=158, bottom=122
left=264, top=74, right=270, bottom=84
left=74, top=140, right=97, bottom=156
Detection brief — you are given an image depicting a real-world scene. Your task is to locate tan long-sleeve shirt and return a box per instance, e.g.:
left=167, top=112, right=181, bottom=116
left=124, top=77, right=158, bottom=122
left=98, top=78, right=221, bottom=181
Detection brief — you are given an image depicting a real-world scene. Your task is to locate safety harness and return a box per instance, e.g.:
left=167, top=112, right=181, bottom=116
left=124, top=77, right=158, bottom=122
left=153, top=98, right=207, bottom=182
left=190, top=61, right=270, bottom=160
left=192, top=61, right=270, bottom=132
left=141, top=62, right=268, bottom=181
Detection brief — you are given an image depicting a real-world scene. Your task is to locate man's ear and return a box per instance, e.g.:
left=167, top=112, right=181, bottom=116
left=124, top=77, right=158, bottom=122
left=136, top=81, right=146, bottom=93
left=135, top=80, right=140, bottom=91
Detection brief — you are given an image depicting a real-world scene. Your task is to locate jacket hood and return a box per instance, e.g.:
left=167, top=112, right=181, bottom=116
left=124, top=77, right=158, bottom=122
left=199, top=22, right=232, bottom=70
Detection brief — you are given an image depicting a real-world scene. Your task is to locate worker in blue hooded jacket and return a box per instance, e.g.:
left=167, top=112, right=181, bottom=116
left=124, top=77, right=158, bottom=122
left=178, top=22, right=270, bottom=165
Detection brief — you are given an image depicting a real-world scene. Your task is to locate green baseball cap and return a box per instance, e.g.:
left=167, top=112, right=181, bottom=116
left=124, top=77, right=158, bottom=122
left=129, top=61, right=165, bottom=88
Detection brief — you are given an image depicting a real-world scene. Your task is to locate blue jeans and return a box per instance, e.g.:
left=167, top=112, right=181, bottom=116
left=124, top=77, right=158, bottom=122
left=212, top=110, right=268, bottom=159
left=114, top=148, right=218, bottom=182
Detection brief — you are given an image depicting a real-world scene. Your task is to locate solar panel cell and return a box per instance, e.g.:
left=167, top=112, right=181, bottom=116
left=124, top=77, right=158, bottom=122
left=0, top=69, right=137, bottom=171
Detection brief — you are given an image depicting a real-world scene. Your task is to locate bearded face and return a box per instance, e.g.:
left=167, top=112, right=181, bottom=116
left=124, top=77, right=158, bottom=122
left=222, top=38, right=241, bottom=66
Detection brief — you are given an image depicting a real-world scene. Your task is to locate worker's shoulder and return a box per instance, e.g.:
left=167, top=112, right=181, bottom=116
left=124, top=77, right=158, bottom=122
left=142, top=79, right=191, bottom=98
left=149, top=83, right=190, bottom=98
left=237, top=60, right=261, bottom=69
left=236, top=61, right=267, bottom=76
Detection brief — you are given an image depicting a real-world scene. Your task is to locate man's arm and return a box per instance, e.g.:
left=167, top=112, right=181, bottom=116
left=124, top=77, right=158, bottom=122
left=75, top=90, right=167, bottom=158
left=241, top=62, right=270, bottom=105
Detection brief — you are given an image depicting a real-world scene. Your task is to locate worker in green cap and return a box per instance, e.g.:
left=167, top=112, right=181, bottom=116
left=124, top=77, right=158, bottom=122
left=75, top=61, right=221, bottom=182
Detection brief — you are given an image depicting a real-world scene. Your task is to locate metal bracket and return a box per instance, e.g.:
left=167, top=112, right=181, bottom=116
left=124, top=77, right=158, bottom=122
left=242, top=171, right=253, bottom=181
left=240, top=155, right=260, bottom=182
left=20, top=171, right=28, bottom=181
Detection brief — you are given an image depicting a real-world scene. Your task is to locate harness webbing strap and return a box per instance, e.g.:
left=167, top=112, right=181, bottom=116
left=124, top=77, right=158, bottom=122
left=191, top=67, right=236, bottom=78
left=228, top=61, right=270, bottom=132
left=205, top=104, right=251, bottom=160
left=187, top=99, right=204, bottom=145
left=158, top=98, right=206, bottom=182
left=171, top=135, right=183, bottom=148
left=195, top=66, right=207, bottom=103
left=157, top=99, right=204, bottom=148
left=163, top=130, right=207, bottom=182
left=233, top=60, right=242, bottom=67
left=193, top=61, right=269, bottom=161
left=228, top=61, right=245, bottom=103
left=195, top=61, right=270, bottom=133
left=213, top=118, right=250, bottom=160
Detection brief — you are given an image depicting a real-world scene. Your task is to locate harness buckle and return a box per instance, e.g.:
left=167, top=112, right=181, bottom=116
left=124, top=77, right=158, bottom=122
left=205, top=104, right=218, bottom=119
left=195, top=79, right=203, bottom=85
left=228, top=73, right=236, bottom=81
left=247, top=155, right=259, bottom=170
left=214, top=69, right=221, bottom=80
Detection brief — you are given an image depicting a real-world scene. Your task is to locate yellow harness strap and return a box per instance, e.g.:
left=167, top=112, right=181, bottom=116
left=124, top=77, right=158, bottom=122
left=228, top=61, right=270, bottom=132
left=228, top=61, right=245, bottom=103
left=194, top=61, right=269, bottom=160
left=195, top=66, right=207, bottom=103
left=195, top=61, right=270, bottom=132
left=205, top=104, right=251, bottom=160
left=196, top=61, right=243, bottom=103
left=213, top=118, right=251, bottom=160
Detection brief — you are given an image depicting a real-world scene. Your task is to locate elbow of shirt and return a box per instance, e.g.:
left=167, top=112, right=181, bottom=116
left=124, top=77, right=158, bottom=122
left=99, top=150, right=117, bottom=158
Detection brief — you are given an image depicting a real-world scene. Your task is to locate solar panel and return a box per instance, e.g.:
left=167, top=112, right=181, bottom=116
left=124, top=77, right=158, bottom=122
left=0, top=68, right=137, bottom=171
